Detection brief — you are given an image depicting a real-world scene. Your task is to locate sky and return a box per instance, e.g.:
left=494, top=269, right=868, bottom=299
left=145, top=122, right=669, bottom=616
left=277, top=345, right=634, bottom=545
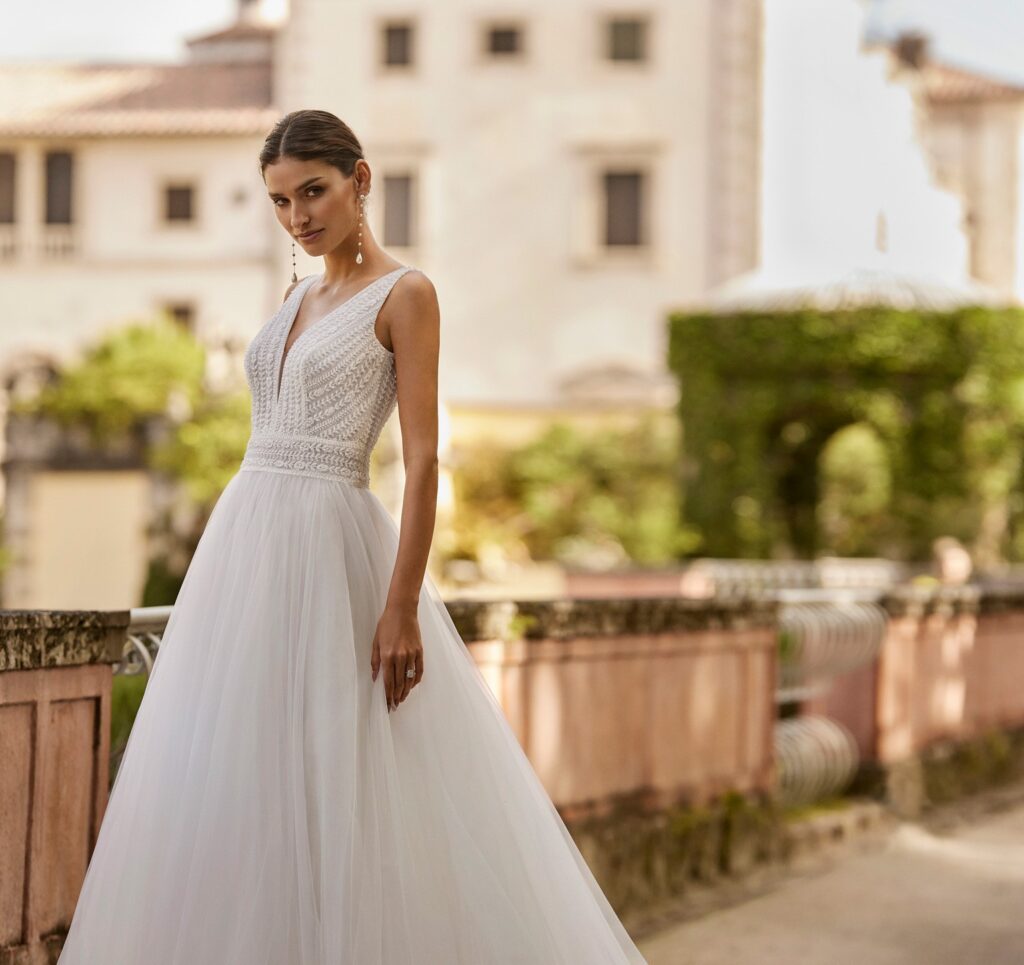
left=865, top=0, right=1024, bottom=84
left=1, top=0, right=236, bottom=63
left=2, top=0, right=1023, bottom=85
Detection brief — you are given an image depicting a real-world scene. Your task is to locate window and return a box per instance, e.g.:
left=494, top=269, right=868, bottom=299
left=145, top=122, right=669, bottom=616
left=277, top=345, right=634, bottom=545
left=383, top=174, right=415, bottom=248
left=569, top=148, right=658, bottom=265
left=486, top=25, right=522, bottom=56
left=603, top=170, right=645, bottom=246
left=45, top=151, right=73, bottom=224
left=607, top=17, right=648, bottom=62
left=165, top=185, right=195, bottom=222
left=383, top=22, right=414, bottom=66
left=163, top=301, right=196, bottom=331
left=0, top=153, right=14, bottom=223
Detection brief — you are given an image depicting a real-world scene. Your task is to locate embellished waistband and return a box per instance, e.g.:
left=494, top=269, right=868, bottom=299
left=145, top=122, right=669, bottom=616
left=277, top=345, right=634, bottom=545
left=239, top=432, right=370, bottom=488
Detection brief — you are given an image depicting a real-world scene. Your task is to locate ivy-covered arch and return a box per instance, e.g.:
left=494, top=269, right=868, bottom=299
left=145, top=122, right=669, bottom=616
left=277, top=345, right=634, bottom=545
left=667, top=305, right=1024, bottom=561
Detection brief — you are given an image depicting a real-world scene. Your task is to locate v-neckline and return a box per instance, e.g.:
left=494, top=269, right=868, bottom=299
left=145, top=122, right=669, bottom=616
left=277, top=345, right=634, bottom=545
left=274, top=266, right=405, bottom=402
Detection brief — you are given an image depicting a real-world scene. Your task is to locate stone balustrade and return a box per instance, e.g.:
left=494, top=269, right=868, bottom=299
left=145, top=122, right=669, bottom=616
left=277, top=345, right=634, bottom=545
left=5, top=585, right=1024, bottom=957
left=0, top=609, right=128, bottom=965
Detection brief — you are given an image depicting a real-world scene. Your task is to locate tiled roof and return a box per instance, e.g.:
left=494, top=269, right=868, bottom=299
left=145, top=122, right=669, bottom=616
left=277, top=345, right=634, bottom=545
left=0, top=62, right=277, bottom=137
left=185, top=21, right=277, bottom=46
left=867, top=33, right=1024, bottom=105
left=923, top=62, right=1024, bottom=104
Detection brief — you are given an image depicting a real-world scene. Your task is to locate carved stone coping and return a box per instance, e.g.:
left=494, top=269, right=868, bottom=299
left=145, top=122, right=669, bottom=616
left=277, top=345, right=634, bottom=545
left=878, top=583, right=1024, bottom=617
left=444, top=595, right=780, bottom=643
left=0, top=609, right=130, bottom=672
left=877, top=584, right=978, bottom=619
left=6, top=583, right=1022, bottom=674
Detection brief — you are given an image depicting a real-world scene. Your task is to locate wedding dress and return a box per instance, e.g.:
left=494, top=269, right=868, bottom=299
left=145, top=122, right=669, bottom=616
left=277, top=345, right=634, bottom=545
left=58, top=265, right=648, bottom=964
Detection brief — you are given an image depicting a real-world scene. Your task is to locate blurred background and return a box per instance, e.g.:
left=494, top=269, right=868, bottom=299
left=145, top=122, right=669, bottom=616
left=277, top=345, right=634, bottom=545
left=8, top=3, right=1024, bottom=959
left=6, top=0, right=1024, bottom=610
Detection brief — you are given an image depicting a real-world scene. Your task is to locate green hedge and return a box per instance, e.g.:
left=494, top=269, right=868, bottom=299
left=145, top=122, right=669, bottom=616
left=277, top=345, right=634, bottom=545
left=667, top=304, right=1024, bottom=560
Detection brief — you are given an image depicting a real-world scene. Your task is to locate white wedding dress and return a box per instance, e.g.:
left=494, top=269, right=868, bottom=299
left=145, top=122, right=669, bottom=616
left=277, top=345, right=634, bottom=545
left=58, top=265, right=648, bottom=964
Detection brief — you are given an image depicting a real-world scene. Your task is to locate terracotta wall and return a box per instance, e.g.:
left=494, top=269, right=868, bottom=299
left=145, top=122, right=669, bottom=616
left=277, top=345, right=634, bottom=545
left=2, top=598, right=779, bottom=962
left=803, top=658, right=878, bottom=760
left=468, top=625, right=777, bottom=818
left=805, top=588, right=1024, bottom=765
left=876, top=592, right=1024, bottom=762
left=9, top=588, right=1024, bottom=962
left=0, top=610, right=127, bottom=965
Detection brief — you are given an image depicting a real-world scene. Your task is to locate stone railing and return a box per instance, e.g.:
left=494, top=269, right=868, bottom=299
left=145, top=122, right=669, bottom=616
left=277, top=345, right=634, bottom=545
left=113, top=596, right=780, bottom=816
left=805, top=584, right=1024, bottom=814
left=7, top=584, right=1024, bottom=956
left=0, top=609, right=128, bottom=964
left=1, top=595, right=778, bottom=959
left=449, top=596, right=778, bottom=818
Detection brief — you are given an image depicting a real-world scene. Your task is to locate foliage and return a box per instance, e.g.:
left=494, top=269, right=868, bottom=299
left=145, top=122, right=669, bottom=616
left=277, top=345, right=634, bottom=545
left=449, top=414, right=699, bottom=567
left=9, top=319, right=206, bottom=443
left=149, top=389, right=252, bottom=505
left=109, top=673, right=148, bottom=785
left=667, top=304, right=1024, bottom=561
left=13, top=319, right=253, bottom=601
left=14, top=318, right=253, bottom=503
left=140, top=555, right=187, bottom=608
left=817, top=423, right=893, bottom=556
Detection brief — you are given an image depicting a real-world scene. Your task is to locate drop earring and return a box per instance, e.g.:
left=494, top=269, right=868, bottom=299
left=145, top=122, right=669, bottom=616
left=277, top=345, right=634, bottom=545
left=290, top=239, right=297, bottom=284
left=356, top=192, right=366, bottom=265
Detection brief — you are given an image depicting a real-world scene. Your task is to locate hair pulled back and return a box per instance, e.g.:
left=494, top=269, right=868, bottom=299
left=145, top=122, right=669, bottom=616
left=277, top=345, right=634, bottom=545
left=259, top=109, right=365, bottom=182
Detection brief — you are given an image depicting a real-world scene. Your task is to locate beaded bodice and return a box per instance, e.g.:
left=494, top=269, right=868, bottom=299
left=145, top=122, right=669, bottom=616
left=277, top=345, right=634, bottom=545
left=240, top=265, right=415, bottom=488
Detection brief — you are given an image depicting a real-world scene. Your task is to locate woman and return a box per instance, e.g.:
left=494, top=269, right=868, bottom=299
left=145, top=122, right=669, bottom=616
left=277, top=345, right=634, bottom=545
left=58, top=109, right=647, bottom=964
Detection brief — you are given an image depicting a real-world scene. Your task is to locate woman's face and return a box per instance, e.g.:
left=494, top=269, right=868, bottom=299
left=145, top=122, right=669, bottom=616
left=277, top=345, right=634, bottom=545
left=264, top=156, right=363, bottom=254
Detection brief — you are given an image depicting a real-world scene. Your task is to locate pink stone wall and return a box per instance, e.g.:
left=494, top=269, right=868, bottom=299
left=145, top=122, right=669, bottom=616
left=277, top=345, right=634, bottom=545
left=817, top=606, right=1024, bottom=765
left=803, top=658, right=878, bottom=760
left=0, top=664, right=112, bottom=961
left=468, top=626, right=777, bottom=818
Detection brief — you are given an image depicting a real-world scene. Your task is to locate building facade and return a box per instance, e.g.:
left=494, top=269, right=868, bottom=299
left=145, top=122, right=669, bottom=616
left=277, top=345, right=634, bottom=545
left=872, top=31, right=1024, bottom=303
left=277, top=0, right=762, bottom=414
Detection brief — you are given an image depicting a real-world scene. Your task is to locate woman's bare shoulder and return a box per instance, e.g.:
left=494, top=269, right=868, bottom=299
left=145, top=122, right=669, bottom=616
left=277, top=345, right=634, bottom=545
left=378, top=268, right=439, bottom=352
left=394, top=268, right=437, bottom=307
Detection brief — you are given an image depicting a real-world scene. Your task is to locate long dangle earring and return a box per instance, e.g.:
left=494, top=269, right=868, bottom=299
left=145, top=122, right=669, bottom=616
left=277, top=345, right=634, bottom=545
left=290, top=239, right=298, bottom=283
left=356, top=192, right=366, bottom=264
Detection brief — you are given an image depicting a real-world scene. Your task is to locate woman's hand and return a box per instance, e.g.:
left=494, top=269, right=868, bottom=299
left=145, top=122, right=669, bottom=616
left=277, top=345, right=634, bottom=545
left=370, top=602, right=424, bottom=711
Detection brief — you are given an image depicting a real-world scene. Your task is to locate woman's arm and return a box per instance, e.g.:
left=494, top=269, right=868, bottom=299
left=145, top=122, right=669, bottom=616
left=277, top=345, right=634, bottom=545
left=370, top=270, right=441, bottom=708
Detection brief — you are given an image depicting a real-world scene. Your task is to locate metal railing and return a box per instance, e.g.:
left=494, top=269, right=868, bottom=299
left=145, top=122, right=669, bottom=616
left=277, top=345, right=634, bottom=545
left=112, top=606, right=172, bottom=676
left=684, top=557, right=918, bottom=595
left=774, top=716, right=859, bottom=808
left=775, top=588, right=887, bottom=700
left=772, top=589, right=886, bottom=807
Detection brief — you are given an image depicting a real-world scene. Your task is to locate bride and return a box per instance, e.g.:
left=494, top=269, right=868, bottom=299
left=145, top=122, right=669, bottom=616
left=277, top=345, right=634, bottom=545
left=57, top=108, right=648, bottom=964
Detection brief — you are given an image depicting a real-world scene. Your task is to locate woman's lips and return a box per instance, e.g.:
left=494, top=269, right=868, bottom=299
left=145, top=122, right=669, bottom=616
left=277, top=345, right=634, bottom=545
left=298, top=228, right=323, bottom=241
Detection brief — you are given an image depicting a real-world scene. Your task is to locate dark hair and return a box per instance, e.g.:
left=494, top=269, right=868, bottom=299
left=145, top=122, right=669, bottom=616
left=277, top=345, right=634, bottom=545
left=259, top=109, right=365, bottom=181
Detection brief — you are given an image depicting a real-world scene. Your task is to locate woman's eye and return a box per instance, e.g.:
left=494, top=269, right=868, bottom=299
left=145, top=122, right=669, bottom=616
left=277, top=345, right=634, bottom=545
left=273, top=188, right=320, bottom=206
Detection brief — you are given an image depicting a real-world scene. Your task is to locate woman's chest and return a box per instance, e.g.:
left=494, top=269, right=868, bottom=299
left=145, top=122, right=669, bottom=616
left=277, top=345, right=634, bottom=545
left=244, top=311, right=392, bottom=402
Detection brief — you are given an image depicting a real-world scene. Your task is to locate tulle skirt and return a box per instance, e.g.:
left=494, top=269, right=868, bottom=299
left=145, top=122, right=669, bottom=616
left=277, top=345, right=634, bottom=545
left=58, top=466, right=647, bottom=964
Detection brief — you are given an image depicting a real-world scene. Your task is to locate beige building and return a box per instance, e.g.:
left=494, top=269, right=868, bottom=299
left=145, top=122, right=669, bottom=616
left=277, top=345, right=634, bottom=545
left=278, top=0, right=762, bottom=414
left=9, top=0, right=1008, bottom=608
left=0, top=20, right=286, bottom=371
left=869, top=31, right=1024, bottom=303
left=0, top=6, right=286, bottom=608
left=0, top=0, right=766, bottom=607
